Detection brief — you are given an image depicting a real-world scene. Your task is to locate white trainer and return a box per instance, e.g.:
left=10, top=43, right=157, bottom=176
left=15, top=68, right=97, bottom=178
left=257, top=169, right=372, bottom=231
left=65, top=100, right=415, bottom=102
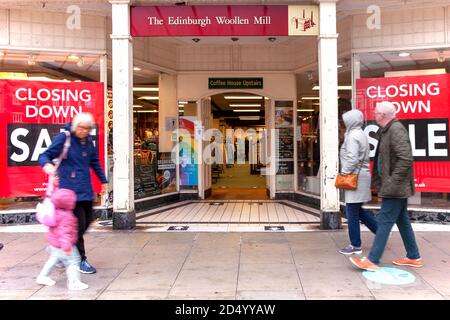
left=67, top=280, right=89, bottom=291
left=36, top=275, right=56, bottom=286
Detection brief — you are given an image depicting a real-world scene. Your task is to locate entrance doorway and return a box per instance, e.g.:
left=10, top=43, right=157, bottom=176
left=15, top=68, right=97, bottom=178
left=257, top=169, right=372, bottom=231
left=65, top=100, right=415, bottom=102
left=204, top=92, right=270, bottom=200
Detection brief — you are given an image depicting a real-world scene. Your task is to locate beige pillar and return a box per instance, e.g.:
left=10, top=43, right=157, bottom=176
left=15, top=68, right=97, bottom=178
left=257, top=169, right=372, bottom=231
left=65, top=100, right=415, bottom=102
left=158, top=73, right=178, bottom=152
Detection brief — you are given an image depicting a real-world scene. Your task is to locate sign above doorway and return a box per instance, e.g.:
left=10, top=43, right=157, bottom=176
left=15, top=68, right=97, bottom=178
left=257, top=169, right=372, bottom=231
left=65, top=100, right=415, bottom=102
left=208, top=77, right=263, bottom=89
left=131, top=5, right=319, bottom=37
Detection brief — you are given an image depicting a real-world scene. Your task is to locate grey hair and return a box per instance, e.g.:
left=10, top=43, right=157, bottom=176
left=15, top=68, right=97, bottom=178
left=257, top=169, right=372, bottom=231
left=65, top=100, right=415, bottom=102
left=375, top=101, right=396, bottom=119
left=71, top=112, right=95, bottom=132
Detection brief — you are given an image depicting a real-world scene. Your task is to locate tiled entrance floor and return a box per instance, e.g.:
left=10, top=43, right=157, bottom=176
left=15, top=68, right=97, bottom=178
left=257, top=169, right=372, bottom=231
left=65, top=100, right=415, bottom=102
left=134, top=201, right=320, bottom=229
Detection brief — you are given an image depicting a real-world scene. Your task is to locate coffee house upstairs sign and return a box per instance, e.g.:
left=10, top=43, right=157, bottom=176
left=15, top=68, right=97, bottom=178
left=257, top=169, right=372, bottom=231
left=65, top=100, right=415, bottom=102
left=131, top=5, right=319, bottom=37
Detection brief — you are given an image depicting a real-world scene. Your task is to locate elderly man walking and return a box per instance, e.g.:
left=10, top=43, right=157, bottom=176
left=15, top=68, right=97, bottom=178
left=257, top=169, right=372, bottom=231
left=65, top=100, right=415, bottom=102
left=349, top=101, right=422, bottom=271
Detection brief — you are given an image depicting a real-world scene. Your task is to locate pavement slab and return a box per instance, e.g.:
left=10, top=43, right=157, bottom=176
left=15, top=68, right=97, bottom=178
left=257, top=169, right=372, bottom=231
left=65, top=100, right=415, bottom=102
left=0, top=225, right=449, bottom=300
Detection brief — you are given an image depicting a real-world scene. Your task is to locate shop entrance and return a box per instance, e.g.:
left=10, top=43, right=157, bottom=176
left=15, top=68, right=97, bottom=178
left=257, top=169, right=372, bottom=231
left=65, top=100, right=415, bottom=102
left=194, top=91, right=272, bottom=200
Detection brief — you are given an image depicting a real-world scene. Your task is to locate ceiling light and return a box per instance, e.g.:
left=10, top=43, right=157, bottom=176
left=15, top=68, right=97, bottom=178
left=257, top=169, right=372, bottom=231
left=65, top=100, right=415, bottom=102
left=26, top=76, right=69, bottom=82
left=27, top=54, right=36, bottom=66
left=233, top=109, right=260, bottom=112
left=301, top=97, right=320, bottom=100
left=76, top=57, right=84, bottom=67
left=178, top=101, right=188, bottom=104
left=398, top=52, right=410, bottom=57
left=133, top=66, right=141, bottom=71
left=137, top=96, right=159, bottom=100
left=133, top=87, right=159, bottom=92
left=0, top=52, right=4, bottom=57
left=312, top=85, right=352, bottom=90
left=229, top=104, right=261, bottom=107
left=133, top=105, right=143, bottom=108
left=135, top=110, right=158, bottom=113
left=239, top=116, right=260, bottom=120
left=67, top=55, right=79, bottom=60
left=224, top=96, right=262, bottom=100
left=297, top=109, right=315, bottom=112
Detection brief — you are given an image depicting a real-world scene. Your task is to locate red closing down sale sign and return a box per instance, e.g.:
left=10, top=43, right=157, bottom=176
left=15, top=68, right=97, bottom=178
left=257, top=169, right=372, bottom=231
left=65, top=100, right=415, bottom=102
left=0, top=80, right=105, bottom=197
left=356, top=74, right=450, bottom=192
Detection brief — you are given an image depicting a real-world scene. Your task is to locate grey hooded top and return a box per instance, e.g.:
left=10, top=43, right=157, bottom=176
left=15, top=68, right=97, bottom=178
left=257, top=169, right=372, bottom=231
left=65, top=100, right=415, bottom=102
left=339, top=109, right=372, bottom=203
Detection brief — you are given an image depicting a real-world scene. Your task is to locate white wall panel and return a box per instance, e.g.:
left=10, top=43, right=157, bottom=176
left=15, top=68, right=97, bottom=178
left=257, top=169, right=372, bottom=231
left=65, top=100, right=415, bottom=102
left=352, top=6, right=448, bottom=50
left=7, top=9, right=106, bottom=50
left=177, top=43, right=295, bottom=71
left=0, top=9, right=8, bottom=45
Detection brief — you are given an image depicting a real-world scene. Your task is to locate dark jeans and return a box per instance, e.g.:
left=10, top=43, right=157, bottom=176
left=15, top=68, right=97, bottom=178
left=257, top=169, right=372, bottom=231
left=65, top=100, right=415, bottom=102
left=73, top=201, right=93, bottom=261
left=368, top=198, right=420, bottom=264
left=345, top=202, right=378, bottom=248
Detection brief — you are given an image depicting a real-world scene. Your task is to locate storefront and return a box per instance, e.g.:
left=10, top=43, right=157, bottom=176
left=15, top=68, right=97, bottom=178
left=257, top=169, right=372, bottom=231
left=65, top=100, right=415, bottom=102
left=1, top=0, right=450, bottom=229
left=109, top=1, right=341, bottom=229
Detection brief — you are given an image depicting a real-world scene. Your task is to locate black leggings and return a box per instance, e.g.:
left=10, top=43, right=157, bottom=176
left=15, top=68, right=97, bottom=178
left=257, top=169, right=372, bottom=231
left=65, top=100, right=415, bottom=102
left=73, top=201, right=93, bottom=261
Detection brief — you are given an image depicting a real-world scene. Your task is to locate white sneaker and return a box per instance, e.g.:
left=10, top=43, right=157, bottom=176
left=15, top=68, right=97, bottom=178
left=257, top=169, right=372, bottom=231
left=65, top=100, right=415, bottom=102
left=36, top=275, right=56, bottom=286
left=67, top=280, right=89, bottom=291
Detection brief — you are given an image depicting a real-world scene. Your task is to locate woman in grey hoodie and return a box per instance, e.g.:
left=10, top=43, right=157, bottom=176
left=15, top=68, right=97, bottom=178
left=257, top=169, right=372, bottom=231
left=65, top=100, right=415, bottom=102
left=339, top=109, right=378, bottom=255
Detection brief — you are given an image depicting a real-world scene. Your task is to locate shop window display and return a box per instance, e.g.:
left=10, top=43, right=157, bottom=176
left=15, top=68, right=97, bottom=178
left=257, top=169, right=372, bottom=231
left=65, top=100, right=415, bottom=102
left=133, top=111, right=177, bottom=199
left=0, top=73, right=105, bottom=211
left=296, top=98, right=351, bottom=195
left=296, top=109, right=320, bottom=194
left=178, top=103, right=199, bottom=190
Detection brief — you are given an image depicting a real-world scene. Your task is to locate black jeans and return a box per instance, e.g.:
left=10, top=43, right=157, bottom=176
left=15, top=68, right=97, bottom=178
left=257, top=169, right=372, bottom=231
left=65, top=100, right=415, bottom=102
left=73, top=201, right=93, bottom=261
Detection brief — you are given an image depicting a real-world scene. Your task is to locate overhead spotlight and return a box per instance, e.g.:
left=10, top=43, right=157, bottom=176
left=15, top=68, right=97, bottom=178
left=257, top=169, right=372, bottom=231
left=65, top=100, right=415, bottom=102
left=175, top=1, right=186, bottom=5
left=231, top=37, right=239, bottom=42
left=76, top=57, right=84, bottom=67
left=192, top=38, right=200, bottom=43
left=268, top=37, right=276, bottom=42
left=67, top=54, right=79, bottom=60
left=437, top=51, right=446, bottom=63
left=27, top=54, right=36, bottom=66
left=306, top=71, right=314, bottom=81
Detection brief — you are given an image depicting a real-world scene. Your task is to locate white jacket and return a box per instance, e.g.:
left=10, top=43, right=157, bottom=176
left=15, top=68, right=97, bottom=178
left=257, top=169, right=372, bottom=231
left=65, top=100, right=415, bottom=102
left=339, top=109, right=372, bottom=204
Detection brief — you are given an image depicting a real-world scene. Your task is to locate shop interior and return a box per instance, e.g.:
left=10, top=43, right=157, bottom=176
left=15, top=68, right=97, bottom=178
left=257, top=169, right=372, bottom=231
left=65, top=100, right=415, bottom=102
left=206, top=92, right=268, bottom=200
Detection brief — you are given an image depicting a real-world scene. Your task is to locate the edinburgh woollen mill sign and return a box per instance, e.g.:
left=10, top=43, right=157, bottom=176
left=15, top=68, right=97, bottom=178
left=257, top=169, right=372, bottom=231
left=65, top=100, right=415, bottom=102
left=131, top=5, right=319, bottom=37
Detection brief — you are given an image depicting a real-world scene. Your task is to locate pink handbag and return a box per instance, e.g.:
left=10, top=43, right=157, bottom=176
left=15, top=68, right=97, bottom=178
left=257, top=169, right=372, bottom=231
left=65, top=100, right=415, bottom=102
left=35, top=189, right=57, bottom=227
left=36, top=131, right=71, bottom=226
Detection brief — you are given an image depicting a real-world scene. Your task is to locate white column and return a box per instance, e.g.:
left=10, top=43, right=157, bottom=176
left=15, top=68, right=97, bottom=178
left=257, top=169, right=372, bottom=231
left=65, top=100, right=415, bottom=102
left=99, top=54, right=108, bottom=207
left=317, top=0, right=341, bottom=229
left=110, top=0, right=135, bottom=229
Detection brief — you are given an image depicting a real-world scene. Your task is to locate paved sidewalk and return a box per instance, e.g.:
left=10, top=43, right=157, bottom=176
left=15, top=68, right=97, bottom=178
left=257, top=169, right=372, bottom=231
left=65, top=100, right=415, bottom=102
left=0, top=224, right=449, bottom=300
